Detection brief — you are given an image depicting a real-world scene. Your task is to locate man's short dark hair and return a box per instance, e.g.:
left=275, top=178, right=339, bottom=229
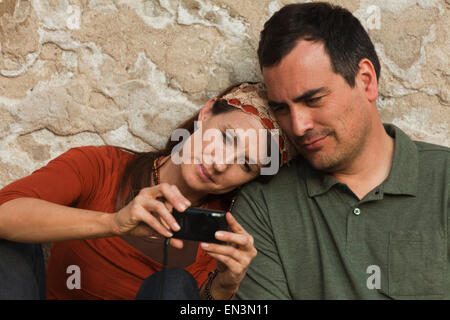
left=258, top=2, right=381, bottom=87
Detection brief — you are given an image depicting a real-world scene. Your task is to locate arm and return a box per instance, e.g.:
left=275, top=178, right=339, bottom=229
left=0, top=197, right=115, bottom=242
left=0, top=146, right=112, bottom=242
left=231, top=183, right=291, bottom=299
left=0, top=147, right=189, bottom=244
left=0, top=184, right=190, bottom=244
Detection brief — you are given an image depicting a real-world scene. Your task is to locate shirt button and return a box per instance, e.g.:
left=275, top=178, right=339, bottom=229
left=353, top=208, right=361, bottom=216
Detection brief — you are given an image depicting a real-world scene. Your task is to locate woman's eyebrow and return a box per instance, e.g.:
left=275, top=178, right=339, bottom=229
left=268, top=100, right=288, bottom=109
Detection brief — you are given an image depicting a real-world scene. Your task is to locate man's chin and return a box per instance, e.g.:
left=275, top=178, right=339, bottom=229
left=301, top=150, right=340, bottom=173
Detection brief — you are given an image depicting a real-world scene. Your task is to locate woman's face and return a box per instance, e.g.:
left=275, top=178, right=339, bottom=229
left=178, top=106, right=268, bottom=195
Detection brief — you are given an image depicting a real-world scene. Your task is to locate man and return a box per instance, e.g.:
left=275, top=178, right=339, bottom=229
left=232, top=2, right=449, bottom=299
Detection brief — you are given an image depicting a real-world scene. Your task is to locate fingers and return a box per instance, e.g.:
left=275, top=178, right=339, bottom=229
left=200, top=212, right=257, bottom=280
left=216, top=231, right=253, bottom=249
left=136, top=184, right=192, bottom=234
left=225, top=212, right=246, bottom=235
left=201, top=232, right=256, bottom=272
left=201, top=239, right=256, bottom=264
left=132, top=201, right=174, bottom=238
left=164, top=201, right=174, bottom=214
left=168, top=185, right=191, bottom=210
left=169, top=238, right=184, bottom=249
left=140, top=184, right=191, bottom=213
left=129, top=219, right=184, bottom=249
left=206, top=251, right=245, bottom=277
left=130, top=224, right=184, bottom=250
left=200, top=212, right=255, bottom=257
left=136, top=197, right=176, bottom=233
left=220, top=213, right=254, bottom=251
left=116, top=182, right=193, bottom=242
left=131, top=222, right=162, bottom=238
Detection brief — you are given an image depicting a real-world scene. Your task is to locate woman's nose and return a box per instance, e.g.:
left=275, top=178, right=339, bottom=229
left=210, top=138, right=234, bottom=173
left=213, top=160, right=228, bottom=173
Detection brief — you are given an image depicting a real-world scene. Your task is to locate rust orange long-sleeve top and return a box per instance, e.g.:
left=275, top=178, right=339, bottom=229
left=0, top=146, right=227, bottom=299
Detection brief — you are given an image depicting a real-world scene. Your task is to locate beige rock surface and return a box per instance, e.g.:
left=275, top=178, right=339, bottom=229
left=0, top=0, right=448, bottom=190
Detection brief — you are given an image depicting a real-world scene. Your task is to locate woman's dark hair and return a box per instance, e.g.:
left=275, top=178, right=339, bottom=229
left=115, top=83, right=277, bottom=211
left=258, top=2, right=380, bottom=87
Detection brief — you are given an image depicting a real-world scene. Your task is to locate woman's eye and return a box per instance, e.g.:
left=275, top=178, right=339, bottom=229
left=222, top=131, right=234, bottom=145
left=272, top=105, right=287, bottom=113
left=242, top=162, right=252, bottom=173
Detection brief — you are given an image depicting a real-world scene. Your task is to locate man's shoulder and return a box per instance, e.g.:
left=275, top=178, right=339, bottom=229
left=414, top=140, right=449, bottom=154
left=411, top=140, right=449, bottom=185
left=387, top=123, right=449, bottom=163
left=413, top=140, right=449, bottom=164
left=241, top=156, right=307, bottom=195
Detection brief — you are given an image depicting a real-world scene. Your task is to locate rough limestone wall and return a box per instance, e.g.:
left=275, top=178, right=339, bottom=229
left=0, top=0, right=448, bottom=189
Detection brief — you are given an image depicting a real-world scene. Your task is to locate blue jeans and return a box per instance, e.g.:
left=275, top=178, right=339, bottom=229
left=0, top=240, right=198, bottom=300
left=136, top=268, right=200, bottom=300
left=0, top=240, right=46, bottom=300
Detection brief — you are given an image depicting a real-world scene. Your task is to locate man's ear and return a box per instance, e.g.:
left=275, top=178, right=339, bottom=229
left=198, top=98, right=216, bottom=121
left=356, top=58, right=378, bottom=102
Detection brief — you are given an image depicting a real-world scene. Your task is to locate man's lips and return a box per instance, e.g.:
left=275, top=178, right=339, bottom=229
left=300, top=135, right=328, bottom=150
left=197, top=163, right=214, bottom=182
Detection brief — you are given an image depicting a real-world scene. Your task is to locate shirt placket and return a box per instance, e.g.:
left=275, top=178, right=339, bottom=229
left=343, top=186, right=384, bottom=244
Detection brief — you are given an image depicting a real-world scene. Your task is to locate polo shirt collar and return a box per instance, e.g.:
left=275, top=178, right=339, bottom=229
left=305, top=164, right=340, bottom=198
left=381, top=124, right=418, bottom=196
left=305, top=123, right=419, bottom=198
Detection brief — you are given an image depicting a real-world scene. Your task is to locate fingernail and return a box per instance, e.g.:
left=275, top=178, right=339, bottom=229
left=173, top=222, right=181, bottom=231
left=166, top=231, right=173, bottom=237
left=201, top=242, right=209, bottom=248
left=185, top=200, right=191, bottom=207
left=215, top=231, right=223, bottom=238
left=179, top=204, right=186, bottom=211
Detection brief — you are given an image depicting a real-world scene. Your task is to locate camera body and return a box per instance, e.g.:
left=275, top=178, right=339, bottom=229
left=172, top=207, right=228, bottom=244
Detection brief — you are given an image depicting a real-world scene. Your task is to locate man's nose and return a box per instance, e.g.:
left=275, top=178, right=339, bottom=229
left=290, top=105, right=314, bottom=137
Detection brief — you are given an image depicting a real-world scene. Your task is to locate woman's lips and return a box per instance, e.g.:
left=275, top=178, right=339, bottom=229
left=197, top=163, right=214, bottom=182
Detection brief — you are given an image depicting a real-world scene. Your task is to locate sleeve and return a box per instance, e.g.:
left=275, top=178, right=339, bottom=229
left=232, top=182, right=291, bottom=300
left=0, top=146, right=109, bottom=208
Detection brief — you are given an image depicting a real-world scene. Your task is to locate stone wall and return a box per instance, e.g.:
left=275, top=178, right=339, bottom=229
left=0, top=0, right=448, bottom=188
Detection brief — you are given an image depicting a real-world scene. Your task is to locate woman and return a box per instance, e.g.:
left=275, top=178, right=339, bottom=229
left=0, top=82, right=295, bottom=300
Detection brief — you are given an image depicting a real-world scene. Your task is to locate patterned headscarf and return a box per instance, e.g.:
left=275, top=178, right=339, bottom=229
left=218, top=82, right=296, bottom=166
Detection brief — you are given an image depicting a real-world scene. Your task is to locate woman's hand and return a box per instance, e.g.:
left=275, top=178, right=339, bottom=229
left=111, top=183, right=191, bottom=249
left=200, top=212, right=257, bottom=299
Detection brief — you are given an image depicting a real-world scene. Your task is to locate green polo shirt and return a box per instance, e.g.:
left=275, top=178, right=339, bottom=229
left=233, top=124, right=449, bottom=299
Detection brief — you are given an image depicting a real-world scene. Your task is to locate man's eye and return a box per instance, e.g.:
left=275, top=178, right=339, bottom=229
left=305, top=97, right=322, bottom=105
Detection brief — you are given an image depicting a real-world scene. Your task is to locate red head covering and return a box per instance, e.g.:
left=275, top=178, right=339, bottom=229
left=219, top=82, right=296, bottom=166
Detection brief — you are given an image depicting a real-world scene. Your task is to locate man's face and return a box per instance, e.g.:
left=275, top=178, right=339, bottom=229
left=263, top=40, right=372, bottom=173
